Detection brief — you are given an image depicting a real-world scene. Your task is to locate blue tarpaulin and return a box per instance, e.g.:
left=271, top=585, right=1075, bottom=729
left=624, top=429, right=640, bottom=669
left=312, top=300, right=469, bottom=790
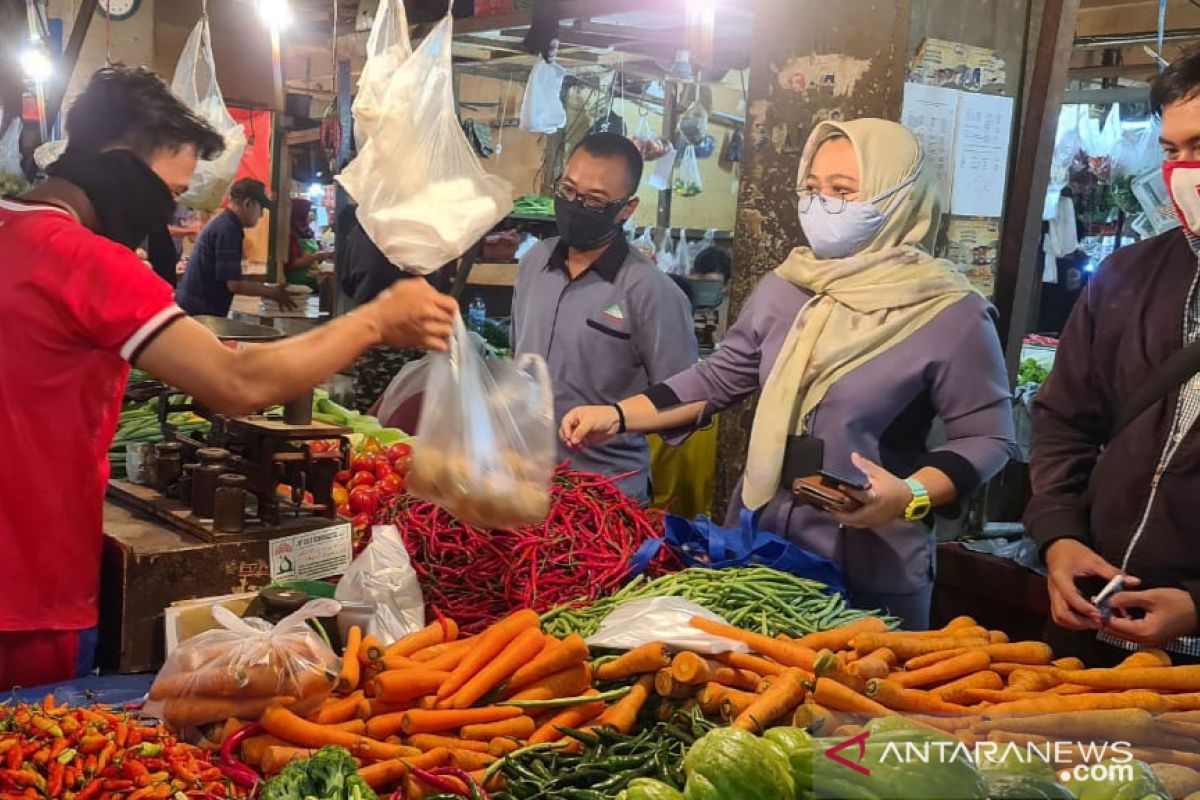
left=8, top=674, right=153, bottom=708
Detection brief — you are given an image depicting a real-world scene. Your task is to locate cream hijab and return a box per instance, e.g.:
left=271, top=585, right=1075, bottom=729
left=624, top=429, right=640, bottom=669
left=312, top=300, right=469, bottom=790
left=741, top=118, right=978, bottom=511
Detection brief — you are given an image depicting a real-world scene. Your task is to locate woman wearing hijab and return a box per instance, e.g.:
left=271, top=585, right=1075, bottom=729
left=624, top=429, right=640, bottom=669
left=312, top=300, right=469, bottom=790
left=284, top=197, right=331, bottom=290
left=560, top=119, right=1015, bottom=628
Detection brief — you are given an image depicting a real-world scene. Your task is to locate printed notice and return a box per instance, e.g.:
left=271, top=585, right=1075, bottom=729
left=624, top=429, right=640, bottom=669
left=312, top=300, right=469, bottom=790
left=269, top=523, right=353, bottom=582
left=950, top=92, right=1014, bottom=217
left=901, top=83, right=959, bottom=204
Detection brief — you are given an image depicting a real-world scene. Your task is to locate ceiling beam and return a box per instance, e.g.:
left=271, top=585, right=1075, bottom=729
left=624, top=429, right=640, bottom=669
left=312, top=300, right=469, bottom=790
left=45, top=0, right=98, bottom=133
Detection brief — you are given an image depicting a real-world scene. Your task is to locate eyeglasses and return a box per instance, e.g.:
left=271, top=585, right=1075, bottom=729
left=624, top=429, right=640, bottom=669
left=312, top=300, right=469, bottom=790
left=554, top=181, right=629, bottom=214
left=795, top=188, right=852, bottom=215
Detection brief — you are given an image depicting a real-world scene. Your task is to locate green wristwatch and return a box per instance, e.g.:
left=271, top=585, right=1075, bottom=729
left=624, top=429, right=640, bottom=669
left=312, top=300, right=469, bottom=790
left=903, top=477, right=931, bottom=522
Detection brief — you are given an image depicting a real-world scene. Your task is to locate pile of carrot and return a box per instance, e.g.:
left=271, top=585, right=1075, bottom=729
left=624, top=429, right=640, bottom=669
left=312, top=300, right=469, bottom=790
left=228, top=611, right=661, bottom=795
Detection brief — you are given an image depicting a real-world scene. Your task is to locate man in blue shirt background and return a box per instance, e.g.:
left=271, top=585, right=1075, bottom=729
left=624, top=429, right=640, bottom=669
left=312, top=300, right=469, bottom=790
left=176, top=178, right=298, bottom=316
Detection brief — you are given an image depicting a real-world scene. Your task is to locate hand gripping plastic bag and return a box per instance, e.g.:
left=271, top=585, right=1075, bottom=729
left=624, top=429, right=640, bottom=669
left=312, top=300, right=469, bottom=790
left=170, top=14, right=247, bottom=211
left=586, top=597, right=750, bottom=654
left=353, top=0, right=412, bottom=149
left=145, top=598, right=340, bottom=730
left=337, top=11, right=513, bottom=274
left=335, top=525, right=424, bottom=644
left=519, top=56, right=567, bottom=134
left=407, top=317, right=556, bottom=529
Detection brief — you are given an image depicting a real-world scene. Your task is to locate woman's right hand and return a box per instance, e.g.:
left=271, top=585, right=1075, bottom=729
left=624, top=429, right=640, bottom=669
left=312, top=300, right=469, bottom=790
left=560, top=405, right=622, bottom=449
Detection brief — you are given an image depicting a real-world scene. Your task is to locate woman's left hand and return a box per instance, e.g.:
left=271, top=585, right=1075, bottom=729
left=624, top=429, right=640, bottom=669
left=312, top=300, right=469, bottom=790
left=830, top=453, right=913, bottom=530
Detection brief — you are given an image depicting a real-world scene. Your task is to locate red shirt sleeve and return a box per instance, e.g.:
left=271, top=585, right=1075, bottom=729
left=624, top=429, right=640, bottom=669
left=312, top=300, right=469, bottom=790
left=55, top=230, right=184, bottom=361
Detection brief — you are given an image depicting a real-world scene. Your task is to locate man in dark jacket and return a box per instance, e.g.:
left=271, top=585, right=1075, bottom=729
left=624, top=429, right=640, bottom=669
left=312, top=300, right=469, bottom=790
left=1028, top=49, right=1200, bottom=662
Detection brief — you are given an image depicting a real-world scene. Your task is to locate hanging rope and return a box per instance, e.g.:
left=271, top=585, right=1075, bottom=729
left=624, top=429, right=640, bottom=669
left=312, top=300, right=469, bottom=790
left=1156, top=0, right=1168, bottom=73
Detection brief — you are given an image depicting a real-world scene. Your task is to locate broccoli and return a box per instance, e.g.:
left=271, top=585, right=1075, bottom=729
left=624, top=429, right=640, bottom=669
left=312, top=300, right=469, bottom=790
left=260, top=746, right=378, bottom=800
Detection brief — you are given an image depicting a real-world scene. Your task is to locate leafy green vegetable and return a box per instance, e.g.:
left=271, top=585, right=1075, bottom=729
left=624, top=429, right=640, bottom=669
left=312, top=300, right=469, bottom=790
left=1065, top=759, right=1169, bottom=800
left=260, top=745, right=377, bottom=800
left=1019, top=358, right=1051, bottom=386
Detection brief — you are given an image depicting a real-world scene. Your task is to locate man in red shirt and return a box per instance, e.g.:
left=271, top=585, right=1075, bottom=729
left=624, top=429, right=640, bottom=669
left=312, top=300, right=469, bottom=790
left=0, top=66, right=459, bottom=689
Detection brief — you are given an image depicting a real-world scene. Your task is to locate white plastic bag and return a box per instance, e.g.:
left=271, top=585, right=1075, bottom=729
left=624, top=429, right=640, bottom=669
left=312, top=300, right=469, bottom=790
left=586, top=597, right=750, bottom=655
left=0, top=119, right=21, bottom=178
left=630, top=226, right=656, bottom=263
left=171, top=15, right=246, bottom=211
left=1078, top=105, right=1119, bottom=185
left=335, top=525, right=424, bottom=644
left=674, top=145, right=702, bottom=197
left=677, top=85, right=709, bottom=147
left=1112, top=119, right=1161, bottom=180
left=338, top=13, right=513, bottom=273
left=655, top=229, right=677, bottom=274
left=519, top=56, right=567, bottom=134
left=675, top=228, right=693, bottom=275
left=145, top=598, right=340, bottom=730
left=407, top=318, right=555, bottom=529
left=353, top=0, right=412, bottom=149
left=630, top=113, right=672, bottom=162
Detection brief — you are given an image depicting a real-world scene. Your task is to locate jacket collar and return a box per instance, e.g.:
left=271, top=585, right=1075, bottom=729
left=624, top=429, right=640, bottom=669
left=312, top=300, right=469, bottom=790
left=547, top=235, right=629, bottom=283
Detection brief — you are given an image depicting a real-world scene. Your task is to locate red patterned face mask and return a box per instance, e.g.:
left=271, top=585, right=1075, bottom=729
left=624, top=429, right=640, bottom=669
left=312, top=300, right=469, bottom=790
left=1164, top=160, right=1200, bottom=236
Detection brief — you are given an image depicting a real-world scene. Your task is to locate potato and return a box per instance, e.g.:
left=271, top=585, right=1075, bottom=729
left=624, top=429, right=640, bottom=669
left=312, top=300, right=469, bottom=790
left=1154, top=764, right=1200, bottom=799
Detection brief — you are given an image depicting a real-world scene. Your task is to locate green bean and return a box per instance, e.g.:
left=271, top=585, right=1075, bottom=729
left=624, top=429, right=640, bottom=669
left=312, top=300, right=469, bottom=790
left=498, top=685, right=631, bottom=709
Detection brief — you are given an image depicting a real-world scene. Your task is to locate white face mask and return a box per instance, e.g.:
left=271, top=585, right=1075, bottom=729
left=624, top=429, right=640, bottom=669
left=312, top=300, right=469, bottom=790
left=1165, top=161, right=1200, bottom=236
left=798, top=172, right=918, bottom=259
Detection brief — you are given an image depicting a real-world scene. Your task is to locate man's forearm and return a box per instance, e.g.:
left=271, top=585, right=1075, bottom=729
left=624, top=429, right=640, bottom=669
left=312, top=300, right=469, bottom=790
left=227, top=279, right=277, bottom=299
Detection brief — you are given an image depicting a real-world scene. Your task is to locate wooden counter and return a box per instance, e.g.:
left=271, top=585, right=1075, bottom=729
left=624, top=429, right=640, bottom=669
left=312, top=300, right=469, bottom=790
left=932, top=541, right=1049, bottom=641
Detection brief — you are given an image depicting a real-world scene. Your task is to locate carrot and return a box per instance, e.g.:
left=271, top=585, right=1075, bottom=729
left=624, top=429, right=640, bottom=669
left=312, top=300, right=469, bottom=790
left=528, top=693, right=604, bottom=745
left=1118, top=650, right=1172, bottom=668
left=989, top=631, right=1010, bottom=644
left=443, top=627, right=545, bottom=710
left=931, top=671, right=1003, bottom=705
left=400, top=706, right=525, bottom=736
left=407, top=734, right=491, bottom=753
left=689, top=618, right=817, bottom=671
left=261, top=706, right=418, bottom=761
left=980, top=642, right=1054, bottom=665
left=796, top=618, right=888, bottom=652
left=847, top=648, right=896, bottom=680
left=506, top=663, right=592, bottom=703
left=866, top=679, right=971, bottom=715
left=448, top=749, right=496, bottom=771
left=714, top=652, right=787, bottom=677
left=460, top=716, right=535, bottom=742
left=161, top=695, right=296, bottom=728
left=367, top=711, right=414, bottom=740
left=696, top=683, right=755, bottom=716
left=851, top=633, right=990, bottom=661
left=812, top=650, right=868, bottom=694
left=1129, top=747, right=1200, bottom=772
left=734, top=668, right=808, bottom=733
left=241, top=735, right=290, bottom=767
left=381, top=655, right=423, bottom=671
left=791, top=702, right=844, bottom=735
left=509, top=634, right=589, bottom=689
left=488, top=737, right=523, bottom=757
left=812, top=677, right=893, bottom=716
left=416, top=639, right=478, bottom=672
left=979, top=690, right=1169, bottom=717
left=907, top=713, right=982, bottom=733
left=314, top=691, right=365, bottom=725
left=1007, top=668, right=1060, bottom=692
left=368, top=670, right=451, bottom=704
left=438, top=610, right=540, bottom=701
left=972, top=709, right=1160, bottom=744
left=905, top=648, right=969, bottom=671
left=1049, top=683, right=1092, bottom=695
left=591, top=675, right=655, bottom=735
left=669, top=654, right=759, bottom=691
left=387, top=620, right=461, bottom=660
left=330, top=719, right=369, bottom=736
left=368, top=698, right=415, bottom=718
left=1055, top=666, right=1200, bottom=692
left=1163, top=693, right=1200, bottom=711
left=990, top=662, right=1059, bottom=676
left=594, top=642, right=672, bottom=681
left=361, top=635, right=386, bottom=666
left=942, top=616, right=978, bottom=630
left=967, top=688, right=1062, bottom=704
left=340, top=626, right=364, bottom=693
left=417, top=696, right=440, bottom=710
left=891, top=650, right=991, bottom=689
left=654, top=669, right=696, bottom=700
left=874, top=626, right=989, bottom=641
left=357, top=748, right=451, bottom=790
left=720, top=691, right=759, bottom=723
left=1052, top=657, right=1085, bottom=670
left=261, top=746, right=320, bottom=774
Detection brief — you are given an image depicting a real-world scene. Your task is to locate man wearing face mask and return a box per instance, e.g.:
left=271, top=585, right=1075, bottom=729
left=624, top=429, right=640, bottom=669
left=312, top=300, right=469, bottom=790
left=176, top=178, right=300, bottom=316
left=1029, top=50, right=1200, bottom=663
left=511, top=132, right=696, bottom=501
left=560, top=120, right=1014, bottom=629
left=0, top=66, right=460, bottom=690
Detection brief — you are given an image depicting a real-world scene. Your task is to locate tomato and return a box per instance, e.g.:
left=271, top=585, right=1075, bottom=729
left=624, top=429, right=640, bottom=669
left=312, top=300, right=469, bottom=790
left=375, top=460, right=395, bottom=481
left=335, top=503, right=352, bottom=519
left=349, top=470, right=376, bottom=489
left=351, top=512, right=371, bottom=532
left=351, top=454, right=376, bottom=474
left=331, top=484, right=350, bottom=506
left=309, top=440, right=329, bottom=454
left=376, top=473, right=403, bottom=498
left=361, top=437, right=383, bottom=455
left=386, top=442, right=413, bottom=463
left=349, top=486, right=379, bottom=515
left=335, top=469, right=352, bottom=484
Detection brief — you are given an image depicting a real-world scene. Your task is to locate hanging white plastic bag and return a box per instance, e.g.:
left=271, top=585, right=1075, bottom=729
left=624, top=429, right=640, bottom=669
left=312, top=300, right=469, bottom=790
left=171, top=15, right=246, bottom=211
left=407, top=318, right=555, bottom=529
left=647, top=143, right=677, bottom=191
left=655, top=229, right=677, bottom=274
left=1078, top=105, right=1119, bottom=185
left=586, top=597, right=750, bottom=655
left=335, top=525, right=424, bottom=644
left=677, top=85, right=709, bottom=147
left=34, top=138, right=66, bottom=171
left=354, top=0, right=412, bottom=149
left=519, top=56, right=567, bottom=134
left=630, top=113, right=671, bottom=162
left=338, top=13, right=513, bottom=273
left=674, top=145, right=702, bottom=197
left=144, top=598, right=340, bottom=730
left=0, top=119, right=21, bottom=179
left=631, top=226, right=656, bottom=263
left=675, top=228, right=693, bottom=275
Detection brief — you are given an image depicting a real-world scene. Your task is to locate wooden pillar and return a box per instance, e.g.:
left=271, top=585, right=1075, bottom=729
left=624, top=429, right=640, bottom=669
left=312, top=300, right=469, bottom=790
left=713, top=0, right=911, bottom=517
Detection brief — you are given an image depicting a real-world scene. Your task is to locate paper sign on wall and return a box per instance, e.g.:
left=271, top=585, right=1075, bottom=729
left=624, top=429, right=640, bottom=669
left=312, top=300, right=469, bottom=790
left=269, top=523, right=353, bottom=582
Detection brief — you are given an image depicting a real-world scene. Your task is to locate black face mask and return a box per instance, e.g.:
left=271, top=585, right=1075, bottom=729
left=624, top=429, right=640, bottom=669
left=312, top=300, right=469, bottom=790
left=46, top=149, right=176, bottom=250
left=554, top=196, right=627, bottom=251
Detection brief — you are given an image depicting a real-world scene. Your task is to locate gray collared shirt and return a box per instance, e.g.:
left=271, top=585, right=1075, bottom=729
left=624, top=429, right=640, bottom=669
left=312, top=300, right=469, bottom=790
left=512, top=235, right=697, bottom=500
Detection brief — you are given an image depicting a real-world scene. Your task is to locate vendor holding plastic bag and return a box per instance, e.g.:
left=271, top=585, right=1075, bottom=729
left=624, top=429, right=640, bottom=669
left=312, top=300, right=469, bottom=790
left=560, top=119, right=1015, bottom=628
left=512, top=133, right=697, bottom=502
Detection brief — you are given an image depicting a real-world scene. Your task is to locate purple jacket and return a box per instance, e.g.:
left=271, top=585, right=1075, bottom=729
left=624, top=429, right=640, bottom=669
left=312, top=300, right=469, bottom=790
left=657, top=273, right=1015, bottom=596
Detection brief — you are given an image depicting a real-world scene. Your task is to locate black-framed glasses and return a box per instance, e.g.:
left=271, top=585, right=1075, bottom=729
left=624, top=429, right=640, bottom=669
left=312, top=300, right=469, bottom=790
left=796, top=188, right=851, bottom=215
left=553, top=180, right=630, bottom=214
